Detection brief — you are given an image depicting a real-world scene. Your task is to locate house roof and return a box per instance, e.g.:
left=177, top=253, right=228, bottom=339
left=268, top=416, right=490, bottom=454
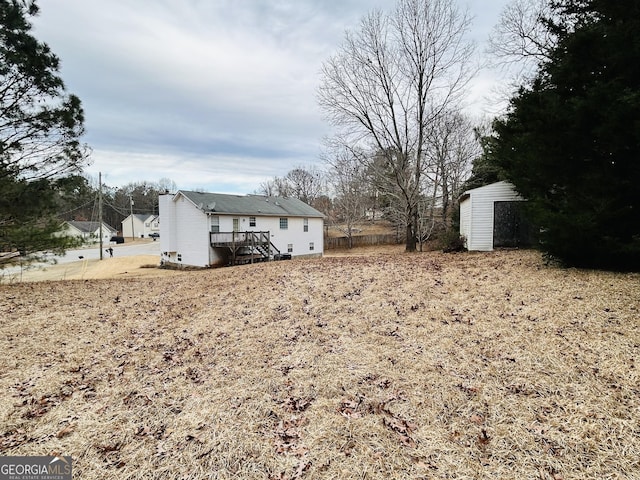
left=176, top=191, right=324, bottom=218
left=127, top=214, right=157, bottom=222
left=67, top=221, right=116, bottom=233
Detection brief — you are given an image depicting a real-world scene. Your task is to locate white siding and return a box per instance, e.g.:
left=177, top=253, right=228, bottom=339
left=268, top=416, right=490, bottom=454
left=214, top=214, right=324, bottom=258
left=174, top=195, right=210, bottom=267
left=121, top=216, right=143, bottom=238
left=461, top=181, right=524, bottom=251
left=159, top=193, right=210, bottom=267
left=161, top=192, right=324, bottom=268
left=159, top=194, right=177, bottom=252
left=459, top=198, right=471, bottom=248
left=122, top=215, right=159, bottom=238
left=269, top=216, right=323, bottom=257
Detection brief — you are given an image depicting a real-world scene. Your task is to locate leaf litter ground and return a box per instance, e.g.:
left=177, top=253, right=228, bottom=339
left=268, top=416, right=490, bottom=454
left=0, top=249, right=638, bottom=479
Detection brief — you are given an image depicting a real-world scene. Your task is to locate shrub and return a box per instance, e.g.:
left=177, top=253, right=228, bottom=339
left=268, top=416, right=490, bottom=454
left=440, top=230, right=466, bottom=253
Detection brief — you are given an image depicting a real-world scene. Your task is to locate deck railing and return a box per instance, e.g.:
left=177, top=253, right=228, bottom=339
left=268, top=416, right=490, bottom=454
left=210, top=231, right=271, bottom=247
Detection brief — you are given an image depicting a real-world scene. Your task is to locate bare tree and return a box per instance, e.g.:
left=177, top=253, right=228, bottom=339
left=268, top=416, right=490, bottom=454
left=257, top=166, right=326, bottom=208
left=423, top=111, right=478, bottom=228
left=285, top=166, right=325, bottom=206
left=324, top=144, right=369, bottom=247
left=158, top=177, right=177, bottom=193
left=257, top=177, right=289, bottom=197
left=487, top=0, right=557, bottom=85
left=318, top=0, right=474, bottom=251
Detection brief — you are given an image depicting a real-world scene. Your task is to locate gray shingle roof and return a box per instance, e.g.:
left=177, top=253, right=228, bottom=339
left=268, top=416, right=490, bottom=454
left=132, top=214, right=157, bottom=221
left=67, top=221, right=115, bottom=233
left=178, top=191, right=324, bottom=218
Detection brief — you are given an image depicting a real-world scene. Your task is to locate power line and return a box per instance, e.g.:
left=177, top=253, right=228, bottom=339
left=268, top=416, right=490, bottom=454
left=57, top=199, right=95, bottom=217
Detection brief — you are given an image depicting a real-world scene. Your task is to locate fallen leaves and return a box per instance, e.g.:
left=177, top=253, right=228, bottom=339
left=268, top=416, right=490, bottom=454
left=382, top=416, right=417, bottom=447
left=56, top=424, right=75, bottom=438
left=338, top=391, right=418, bottom=447
left=273, top=416, right=309, bottom=456
left=0, top=429, right=29, bottom=450
left=338, top=397, right=364, bottom=419
left=0, top=249, right=638, bottom=479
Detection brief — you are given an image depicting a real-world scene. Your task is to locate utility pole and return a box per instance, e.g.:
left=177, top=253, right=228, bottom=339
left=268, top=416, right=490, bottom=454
left=130, top=195, right=135, bottom=240
left=99, top=172, right=103, bottom=260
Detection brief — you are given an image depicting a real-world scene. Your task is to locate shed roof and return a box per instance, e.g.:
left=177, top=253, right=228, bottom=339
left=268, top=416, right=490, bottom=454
left=459, top=181, right=522, bottom=202
left=176, top=191, right=324, bottom=218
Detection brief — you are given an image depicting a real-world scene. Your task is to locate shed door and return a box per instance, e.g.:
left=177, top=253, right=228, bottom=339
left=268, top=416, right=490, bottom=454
left=493, top=201, right=532, bottom=248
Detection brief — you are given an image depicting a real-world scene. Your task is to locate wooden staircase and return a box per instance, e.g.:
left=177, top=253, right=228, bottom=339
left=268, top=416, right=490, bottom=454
left=210, top=231, right=285, bottom=266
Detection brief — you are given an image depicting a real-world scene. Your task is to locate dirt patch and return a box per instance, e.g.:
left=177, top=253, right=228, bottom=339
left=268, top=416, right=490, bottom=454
left=0, top=249, right=638, bottom=479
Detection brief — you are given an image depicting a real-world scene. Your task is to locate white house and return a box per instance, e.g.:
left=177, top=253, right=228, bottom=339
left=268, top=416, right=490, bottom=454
left=459, top=181, right=530, bottom=251
left=121, top=214, right=159, bottom=238
left=61, top=221, right=117, bottom=244
left=159, top=191, right=325, bottom=268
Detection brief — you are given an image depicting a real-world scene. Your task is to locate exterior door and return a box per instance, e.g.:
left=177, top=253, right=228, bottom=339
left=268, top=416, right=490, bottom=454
left=493, top=201, right=532, bottom=248
left=233, top=218, right=239, bottom=232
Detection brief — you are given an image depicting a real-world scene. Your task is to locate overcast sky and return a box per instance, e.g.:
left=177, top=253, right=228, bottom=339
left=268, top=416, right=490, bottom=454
left=32, top=0, right=511, bottom=194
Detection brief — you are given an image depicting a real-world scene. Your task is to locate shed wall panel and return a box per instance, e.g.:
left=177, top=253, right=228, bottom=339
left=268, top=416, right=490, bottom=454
left=459, top=198, right=471, bottom=248
left=463, top=181, right=524, bottom=251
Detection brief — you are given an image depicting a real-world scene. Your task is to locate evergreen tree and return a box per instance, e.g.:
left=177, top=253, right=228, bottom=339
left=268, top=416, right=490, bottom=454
left=0, top=0, right=88, bottom=258
left=486, top=0, right=640, bottom=270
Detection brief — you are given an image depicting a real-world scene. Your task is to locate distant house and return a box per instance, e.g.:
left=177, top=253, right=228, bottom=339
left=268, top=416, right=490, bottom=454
left=159, top=191, right=324, bottom=268
left=61, top=221, right=117, bottom=244
left=459, top=181, right=532, bottom=251
left=121, top=214, right=159, bottom=238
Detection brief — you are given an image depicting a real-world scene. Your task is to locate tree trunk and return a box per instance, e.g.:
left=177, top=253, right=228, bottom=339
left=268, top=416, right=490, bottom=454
left=405, top=207, right=418, bottom=252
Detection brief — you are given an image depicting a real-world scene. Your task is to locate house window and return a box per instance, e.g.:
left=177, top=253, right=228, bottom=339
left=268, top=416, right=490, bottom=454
left=303, top=218, right=309, bottom=232
left=145, top=222, right=150, bottom=227
left=233, top=218, right=239, bottom=232
left=249, top=216, right=256, bottom=227
left=280, top=218, right=288, bottom=230
left=287, top=244, right=293, bottom=253
left=177, top=254, right=182, bottom=262
left=309, top=242, right=314, bottom=251
left=211, top=216, right=220, bottom=233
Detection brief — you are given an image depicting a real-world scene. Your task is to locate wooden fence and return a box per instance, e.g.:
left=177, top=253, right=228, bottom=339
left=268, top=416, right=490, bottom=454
left=325, top=234, right=400, bottom=250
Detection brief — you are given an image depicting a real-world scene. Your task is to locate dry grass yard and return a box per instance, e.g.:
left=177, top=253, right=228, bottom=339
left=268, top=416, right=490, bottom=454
left=0, top=255, right=185, bottom=283
left=0, top=249, right=638, bottom=479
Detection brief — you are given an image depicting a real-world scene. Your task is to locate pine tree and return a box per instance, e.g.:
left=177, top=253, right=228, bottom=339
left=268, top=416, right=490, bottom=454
left=0, top=0, right=88, bottom=258
left=487, top=0, right=640, bottom=270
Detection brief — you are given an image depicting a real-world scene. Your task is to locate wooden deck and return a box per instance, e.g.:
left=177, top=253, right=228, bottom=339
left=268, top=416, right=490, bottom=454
left=210, top=231, right=281, bottom=266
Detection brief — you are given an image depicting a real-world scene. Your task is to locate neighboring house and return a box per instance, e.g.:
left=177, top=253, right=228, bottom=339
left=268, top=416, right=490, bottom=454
left=159, top=191, right=324, bottom=268
left=61, top=221, right=117, bottom=244
left=121, top=214, right=159, bottom=238
left=459, top=181, right=532, bottom=251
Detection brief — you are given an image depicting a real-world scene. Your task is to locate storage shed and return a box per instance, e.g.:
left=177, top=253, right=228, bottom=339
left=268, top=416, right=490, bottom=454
left=459, top=181, right=530, bottom=251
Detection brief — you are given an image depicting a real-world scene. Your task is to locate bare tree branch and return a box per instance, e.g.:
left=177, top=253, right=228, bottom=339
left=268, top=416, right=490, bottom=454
left=318, top=0, right=475, bottom=251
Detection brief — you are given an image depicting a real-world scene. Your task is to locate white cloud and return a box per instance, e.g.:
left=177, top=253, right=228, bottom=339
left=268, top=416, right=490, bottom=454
left=90, top=149, right=282, bottom=194
left=31, top=0, right=512, bottom=193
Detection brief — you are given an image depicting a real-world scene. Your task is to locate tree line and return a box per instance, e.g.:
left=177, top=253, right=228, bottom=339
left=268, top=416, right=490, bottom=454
left=53, top=176, right=177, bottom=232
left=1, top=0, right=638, bottom=270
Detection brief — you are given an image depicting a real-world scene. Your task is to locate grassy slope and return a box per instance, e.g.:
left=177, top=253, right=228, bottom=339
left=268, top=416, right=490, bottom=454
left=0, top=250, right=638, bottom=479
